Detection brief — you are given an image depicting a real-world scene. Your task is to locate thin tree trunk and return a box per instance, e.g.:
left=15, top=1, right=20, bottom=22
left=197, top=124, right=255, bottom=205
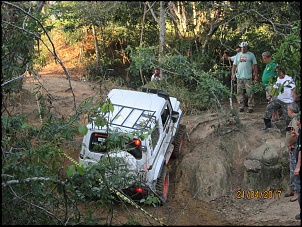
left=92, top=24, right=103, bottom=75
left=139, top=3, right=147, bottom=85
left=159, top=1, right=166, bottom=81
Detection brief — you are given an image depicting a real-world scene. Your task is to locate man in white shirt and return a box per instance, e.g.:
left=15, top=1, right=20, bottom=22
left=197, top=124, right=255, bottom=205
left=230, top=46, right=241, bottom=62
left=151, top=68, right=161, bottom=81
left=261, top=66, right=296, bottom=130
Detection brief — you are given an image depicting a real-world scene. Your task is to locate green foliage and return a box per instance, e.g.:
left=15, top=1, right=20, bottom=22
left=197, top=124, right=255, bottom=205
left=1, top=2, right=50, bottom=93
left=1, top=93, right=151, bottom=225
left=140, top=194, right=161, bottom=207
left=128, top=45, right=231, bottom=113
left=125, top=45, right=160, bottom=76
left=1, top=115, right=69, bottom=225
left=193, top=71, right=230, bottom=109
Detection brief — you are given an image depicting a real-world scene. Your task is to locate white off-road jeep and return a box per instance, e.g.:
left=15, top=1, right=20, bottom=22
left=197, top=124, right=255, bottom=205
left=79, top=87, right=186, bottom=203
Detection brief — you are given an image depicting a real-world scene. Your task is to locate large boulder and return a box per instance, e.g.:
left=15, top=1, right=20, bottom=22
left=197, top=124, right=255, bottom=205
left=243, top=138, right=288, bottom=190
left=174, top=116, right=289, bottom=202
left=178, top=150, right=230, bottom=202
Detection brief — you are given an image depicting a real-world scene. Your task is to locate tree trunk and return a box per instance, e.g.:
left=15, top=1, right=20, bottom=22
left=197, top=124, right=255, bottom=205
left=159, top=1, right=166, bottom=80
left=92, top=24, right=103, bottom=75
left=139, top=2, right=148, bottom=85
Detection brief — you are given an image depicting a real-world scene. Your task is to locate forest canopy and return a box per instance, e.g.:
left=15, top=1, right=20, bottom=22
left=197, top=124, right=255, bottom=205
left=2, top=1, right=301, bottom=105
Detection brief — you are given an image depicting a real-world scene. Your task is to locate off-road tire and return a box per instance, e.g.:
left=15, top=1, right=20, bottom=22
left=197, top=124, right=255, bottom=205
left=171, top=124, right=186, bottom=159
left=155, top=166, right=169, bottom=205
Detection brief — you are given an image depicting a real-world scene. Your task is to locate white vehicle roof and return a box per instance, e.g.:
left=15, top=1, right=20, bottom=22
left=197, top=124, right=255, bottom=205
left=88, top=89, right=168, bottom=131
left=108, top=89, right=167, bottom=112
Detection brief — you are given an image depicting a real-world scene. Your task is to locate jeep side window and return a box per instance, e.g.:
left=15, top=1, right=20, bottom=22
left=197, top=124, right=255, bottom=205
left=89, top=132, right=107, bottom=153
left=161, top=105, right=171, bottom=128
left=151, top=123, right=160, bottom=150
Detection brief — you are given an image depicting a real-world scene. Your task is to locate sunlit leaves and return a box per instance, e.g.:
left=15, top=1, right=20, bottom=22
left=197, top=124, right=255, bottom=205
left=78, top=125, right=88, bottom=135
left=65, top=165, right=76, bottom=177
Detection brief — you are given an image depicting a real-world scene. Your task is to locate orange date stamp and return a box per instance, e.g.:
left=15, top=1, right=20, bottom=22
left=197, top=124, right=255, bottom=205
left=236, top=189, right=282, bottom=199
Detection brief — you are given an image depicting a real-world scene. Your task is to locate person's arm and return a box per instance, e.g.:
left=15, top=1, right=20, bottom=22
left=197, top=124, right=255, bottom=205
left=288, top=128, right=298, bottom=151
left=292, top=87, right=296, bottom=102
left=253, top=64, right=258, bottom=81
left=231, top=64, right=237, bottom=80
left=294, top=128, right=301, bottom=176
left=151, top=74, right=155, bottom=81
left=294, top=150, right=301, bottom=176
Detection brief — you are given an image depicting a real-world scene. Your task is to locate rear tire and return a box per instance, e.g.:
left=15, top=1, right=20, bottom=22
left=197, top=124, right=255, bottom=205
left=155, top=166, right=169, bottom=205
left=171, top=124, right=186, bottom=158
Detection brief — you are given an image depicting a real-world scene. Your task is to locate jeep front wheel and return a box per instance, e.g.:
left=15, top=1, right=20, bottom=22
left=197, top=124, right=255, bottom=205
left=172, top=124, right=186, bottom=158
left=155, top=166, right=169, bottom=204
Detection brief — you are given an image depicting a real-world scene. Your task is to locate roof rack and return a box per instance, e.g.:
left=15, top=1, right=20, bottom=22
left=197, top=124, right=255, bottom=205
left=110, top=104, right=156, bottom=129
left=141, top=87, right=169, bottom=100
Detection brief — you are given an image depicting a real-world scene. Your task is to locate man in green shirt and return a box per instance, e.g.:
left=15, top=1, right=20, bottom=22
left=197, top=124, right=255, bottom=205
left=261, top=51, right=278, bottom=102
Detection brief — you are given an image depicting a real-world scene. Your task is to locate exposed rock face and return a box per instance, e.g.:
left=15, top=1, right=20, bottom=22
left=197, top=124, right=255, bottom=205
left=243, top=138, right=288, bottom=191
left=175, top=114, right=290, bottom=202
left=179, top=150, right=230, bottom=201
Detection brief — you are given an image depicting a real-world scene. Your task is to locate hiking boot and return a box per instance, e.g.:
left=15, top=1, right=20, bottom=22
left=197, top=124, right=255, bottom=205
left=239, top=108, right=244, bottom=112
left=260, top=118, right=272, bottom=131
left=272, top=117, right=282, bottom=123
left=284, top=189, right=294, bottom=197
left=290, top=193, right=298, bottom=202
left=247, top=109, right=253, bottom=113
left=295, top=213, right=301, bottom=220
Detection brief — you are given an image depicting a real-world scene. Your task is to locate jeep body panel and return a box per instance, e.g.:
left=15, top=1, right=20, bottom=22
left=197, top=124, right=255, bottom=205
left=79, top=88, right=184, bottom=200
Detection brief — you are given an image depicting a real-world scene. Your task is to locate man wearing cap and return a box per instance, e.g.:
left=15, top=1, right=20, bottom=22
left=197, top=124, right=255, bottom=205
left=231, top=41, right=258, bottom=113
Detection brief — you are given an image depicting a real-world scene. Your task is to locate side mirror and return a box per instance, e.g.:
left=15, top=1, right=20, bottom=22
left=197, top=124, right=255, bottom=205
left=171, top=111, right=179, bottom=123
left=141, top=146, right=147, bottom=153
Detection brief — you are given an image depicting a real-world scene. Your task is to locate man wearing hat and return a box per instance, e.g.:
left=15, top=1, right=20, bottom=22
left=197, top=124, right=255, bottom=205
left=231, top=41, right=258, bottom=113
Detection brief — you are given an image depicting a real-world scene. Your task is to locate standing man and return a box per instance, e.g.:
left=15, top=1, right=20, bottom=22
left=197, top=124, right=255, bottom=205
left=260, top=66, right=296, bottom=130
left=223, top=45, right=241, bottom=64
left=151, top=68, right=161, bottom=81
left=232, top=41, right=258, bottom=113
left=230, top=45, right=241, bottom=62
left=293, top=112, right=301, bottom=220
left=261, top=51, right=279, bottom=102
left=285, top=102, right=300, bottom=202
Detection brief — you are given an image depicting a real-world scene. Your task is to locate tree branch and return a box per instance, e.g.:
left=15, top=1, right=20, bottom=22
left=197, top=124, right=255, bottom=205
left=2, top=1, right=77, bottom=111
left=2, top=176, right=65, bottom=188
left=1, top=65, right=28, bottom=87
left=146, top=1, right=159, bottom=24
left=7, top=185, right=64, bottom=224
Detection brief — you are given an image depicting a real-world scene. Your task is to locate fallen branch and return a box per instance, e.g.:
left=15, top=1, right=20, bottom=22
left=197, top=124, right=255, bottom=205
left=2, top=177, right=65, bottom=188
left=1, top=65, right=28, bottom=87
